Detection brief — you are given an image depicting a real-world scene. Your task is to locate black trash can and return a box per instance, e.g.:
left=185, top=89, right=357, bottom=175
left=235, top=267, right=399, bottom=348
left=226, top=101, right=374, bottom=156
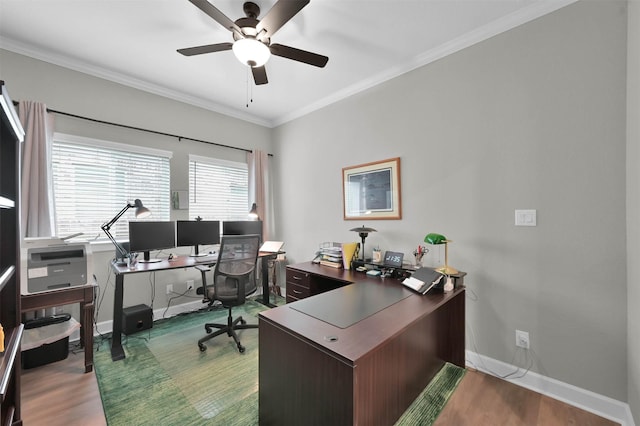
left=21, top=314, right=73, bottom=369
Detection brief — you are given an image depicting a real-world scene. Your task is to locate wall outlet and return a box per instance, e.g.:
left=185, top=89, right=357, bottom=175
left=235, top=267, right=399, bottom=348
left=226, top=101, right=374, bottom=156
left=186, top=280, right=194, bottom=291
left=515, top=330, right=530, bottom=349
left=166, top=284, right=173, bottom=295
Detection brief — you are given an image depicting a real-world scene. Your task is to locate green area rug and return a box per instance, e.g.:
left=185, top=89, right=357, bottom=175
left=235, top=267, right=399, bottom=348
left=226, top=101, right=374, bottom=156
left=395, top=362, right=466, bottom=426
left=94, top=299, right=465, bottom=425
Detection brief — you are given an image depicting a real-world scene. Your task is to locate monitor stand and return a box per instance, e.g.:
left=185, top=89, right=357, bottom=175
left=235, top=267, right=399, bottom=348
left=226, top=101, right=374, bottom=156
left=138, top=251, right=162, bottom=263
left=189, top=245, right=208, bottom=257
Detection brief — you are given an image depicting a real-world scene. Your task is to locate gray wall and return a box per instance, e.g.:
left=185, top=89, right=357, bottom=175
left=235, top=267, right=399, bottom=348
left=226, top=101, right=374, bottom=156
left=0, top=49, right=273, bottom=324
left=627, top=0, right=640, bottom=422
left=0, top=0, right=635, bottom=413
left=273, top=0, right=628, bottom=401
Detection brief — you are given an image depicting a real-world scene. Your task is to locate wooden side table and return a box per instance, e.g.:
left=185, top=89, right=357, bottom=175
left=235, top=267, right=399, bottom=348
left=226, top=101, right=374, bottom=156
left=21, top=285, right=96, bottom=373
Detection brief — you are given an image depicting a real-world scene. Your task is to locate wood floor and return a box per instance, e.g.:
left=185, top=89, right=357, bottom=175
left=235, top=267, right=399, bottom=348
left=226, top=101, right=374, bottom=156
left=434, top=368, right=619, bottom=426
left=21, top=346, right=106, bottom=426
left=21, top=348, right=618, bottom=426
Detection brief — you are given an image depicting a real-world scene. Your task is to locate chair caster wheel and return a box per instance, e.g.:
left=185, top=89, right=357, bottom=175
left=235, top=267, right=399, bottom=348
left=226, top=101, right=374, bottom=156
left=240, top=318, right=247, bottom=325
left=238, top=345, right=245, bottom=353
left=199, top=344, right=207, bottom=352
left=205, top=326, right=212, bottom=334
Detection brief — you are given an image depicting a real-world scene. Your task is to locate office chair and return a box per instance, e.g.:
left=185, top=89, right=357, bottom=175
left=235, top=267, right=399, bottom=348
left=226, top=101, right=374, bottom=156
left=195, top=234, right=261, bottom=353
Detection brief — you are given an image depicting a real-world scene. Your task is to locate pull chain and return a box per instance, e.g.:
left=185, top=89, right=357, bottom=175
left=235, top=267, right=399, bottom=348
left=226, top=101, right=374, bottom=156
left=246, top=67, right=250, bottom=108
left=245, top=67, right=254, bottom=108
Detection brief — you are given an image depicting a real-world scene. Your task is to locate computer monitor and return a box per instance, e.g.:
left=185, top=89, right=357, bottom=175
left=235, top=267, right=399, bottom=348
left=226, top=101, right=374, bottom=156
left=128, top=221, right=176, bottom=263
left=222, top=220, right=263, bottom=242
left=176, top=220, right=220, bottom=256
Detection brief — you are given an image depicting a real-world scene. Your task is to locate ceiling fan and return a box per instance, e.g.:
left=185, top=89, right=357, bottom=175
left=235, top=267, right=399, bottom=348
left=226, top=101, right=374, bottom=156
left=178, top=0, right=328, bottom=85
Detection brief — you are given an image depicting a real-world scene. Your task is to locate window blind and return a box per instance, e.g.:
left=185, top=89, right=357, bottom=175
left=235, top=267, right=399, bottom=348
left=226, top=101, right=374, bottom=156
left=189, top=155, right=248, bottom=221
left=52, top=134, right=171, bottom=240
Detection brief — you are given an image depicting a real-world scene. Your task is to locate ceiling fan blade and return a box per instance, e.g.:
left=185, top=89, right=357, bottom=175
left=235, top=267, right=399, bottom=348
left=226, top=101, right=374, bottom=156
left=188, top=0, right=242, bottom=34
left=252, top=66, right=268, bottom=85
left=270, top=44, right=328, bottom=68
left=177, top=42, right=233, bottom=56
left=256, top=0, right=310, bottom=38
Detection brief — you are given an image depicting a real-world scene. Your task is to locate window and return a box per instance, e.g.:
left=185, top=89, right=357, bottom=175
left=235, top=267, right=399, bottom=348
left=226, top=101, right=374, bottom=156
left=52, top=133, right=171, bottom=241
left=189, top=155, right=248, bottom=221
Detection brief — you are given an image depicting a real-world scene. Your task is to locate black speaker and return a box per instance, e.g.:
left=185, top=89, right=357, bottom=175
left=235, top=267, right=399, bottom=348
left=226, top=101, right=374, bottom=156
left=122, top=304, right=152, bottom=335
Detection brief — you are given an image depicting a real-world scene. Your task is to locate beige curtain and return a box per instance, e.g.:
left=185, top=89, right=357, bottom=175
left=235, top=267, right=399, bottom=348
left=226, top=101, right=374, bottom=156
left=247, top=149, right=273, bottom=240
left=18, top=101, right=55, bottom=238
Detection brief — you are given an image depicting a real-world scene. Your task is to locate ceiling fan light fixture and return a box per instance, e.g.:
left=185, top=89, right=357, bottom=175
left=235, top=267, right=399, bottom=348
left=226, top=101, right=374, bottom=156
left=233, top=38, right=271, bottom=67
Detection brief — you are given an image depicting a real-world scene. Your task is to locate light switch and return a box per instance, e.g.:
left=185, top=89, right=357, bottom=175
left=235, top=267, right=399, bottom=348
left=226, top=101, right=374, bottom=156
left=515, top=209, right=536, bottom=226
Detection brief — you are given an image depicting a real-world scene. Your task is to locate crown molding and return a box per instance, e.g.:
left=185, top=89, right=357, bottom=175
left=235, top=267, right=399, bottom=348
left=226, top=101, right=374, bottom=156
left=0, top=38, right=272, bottom=128
left=1, top=0, right=578, bottom=129
left=273, top=0, right=579, bottom=127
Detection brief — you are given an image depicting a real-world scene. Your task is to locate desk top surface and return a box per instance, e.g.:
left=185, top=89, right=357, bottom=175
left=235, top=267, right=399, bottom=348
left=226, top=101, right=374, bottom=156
left=111, top=251, right=280, bottom=275
left=290, top=280, right=411, bottom=329
left=259, top=262, right=465, bottom=363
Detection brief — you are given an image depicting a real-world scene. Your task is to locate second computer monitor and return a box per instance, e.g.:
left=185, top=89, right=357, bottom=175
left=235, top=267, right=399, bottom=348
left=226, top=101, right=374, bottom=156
left=222, top=220, right=263, bottom=242
left=176, top=220, right=220, bottom=256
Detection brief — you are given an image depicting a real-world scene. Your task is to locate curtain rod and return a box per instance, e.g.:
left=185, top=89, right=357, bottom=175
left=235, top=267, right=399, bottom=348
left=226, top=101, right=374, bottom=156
left=13, top=100, right=273, bottom=157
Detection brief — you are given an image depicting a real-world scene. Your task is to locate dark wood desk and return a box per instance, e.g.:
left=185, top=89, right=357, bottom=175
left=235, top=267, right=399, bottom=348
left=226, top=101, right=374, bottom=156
left=259, top=262, right=465, bottom=426
left=21, top=285, right=96, bottom=373
left=109, top=251, right=280, bottom=361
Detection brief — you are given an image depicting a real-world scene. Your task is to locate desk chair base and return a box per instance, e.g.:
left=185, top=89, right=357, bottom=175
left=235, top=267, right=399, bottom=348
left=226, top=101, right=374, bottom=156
left=198, top=307, right=258, bottom=353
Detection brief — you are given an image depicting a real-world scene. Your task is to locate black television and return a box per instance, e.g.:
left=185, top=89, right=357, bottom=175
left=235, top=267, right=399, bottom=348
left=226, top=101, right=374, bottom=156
left=128, top=221, right=176, bottom=263
left=222, top=220, right=263, bottom=242
left=176, top=220, right=220, bottom=256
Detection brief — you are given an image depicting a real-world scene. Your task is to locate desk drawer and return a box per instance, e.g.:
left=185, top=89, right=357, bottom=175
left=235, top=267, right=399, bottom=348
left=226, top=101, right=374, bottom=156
left=286, top=269, right=311, bottom=288
left=286, top=282, right=310, bottom=301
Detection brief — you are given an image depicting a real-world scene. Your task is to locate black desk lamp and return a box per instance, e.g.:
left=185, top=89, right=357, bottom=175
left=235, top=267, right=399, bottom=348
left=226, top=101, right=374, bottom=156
left=101, top=199, right=151, bottom=261
left=248, top=203, right=259, bottom=220
left=350, top=226, right=377, bottom=261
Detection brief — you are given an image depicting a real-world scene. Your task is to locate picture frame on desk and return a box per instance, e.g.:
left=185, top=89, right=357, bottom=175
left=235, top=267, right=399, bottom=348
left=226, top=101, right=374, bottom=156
left=342, top=157, right=402, bottom=220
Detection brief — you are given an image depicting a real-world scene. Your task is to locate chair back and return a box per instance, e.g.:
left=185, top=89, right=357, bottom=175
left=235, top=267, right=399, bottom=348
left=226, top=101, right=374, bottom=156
left=213, top=234, right=261, bottom=305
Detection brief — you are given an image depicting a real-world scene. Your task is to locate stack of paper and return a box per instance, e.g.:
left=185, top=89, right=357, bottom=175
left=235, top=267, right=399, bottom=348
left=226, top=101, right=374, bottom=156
left=402, top=268, right=444, bottom=294
left=317, top=242, right=343, bottom=268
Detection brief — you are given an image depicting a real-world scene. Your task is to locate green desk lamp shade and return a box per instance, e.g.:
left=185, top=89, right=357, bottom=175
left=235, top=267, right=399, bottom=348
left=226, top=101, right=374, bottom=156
left=424, top=233, right=458, bottom=275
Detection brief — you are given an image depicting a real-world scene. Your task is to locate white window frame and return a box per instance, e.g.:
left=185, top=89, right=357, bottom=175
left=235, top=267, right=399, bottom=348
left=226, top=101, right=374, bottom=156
left=51, top=133, right=172, bottom=243
left=188, top=154, right=249, bottom=221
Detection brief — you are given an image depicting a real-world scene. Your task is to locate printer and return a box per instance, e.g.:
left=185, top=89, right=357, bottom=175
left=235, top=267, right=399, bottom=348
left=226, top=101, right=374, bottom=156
left=21, top=238, right=94, bottom=295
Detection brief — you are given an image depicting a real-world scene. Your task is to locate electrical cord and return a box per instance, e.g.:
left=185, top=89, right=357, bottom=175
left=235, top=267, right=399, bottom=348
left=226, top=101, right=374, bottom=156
left=162, top=288, right=192, bottom=319
left=465, top=284, right=534, bottom=380
left=93, top=257, right=118, bottom=344
left=466, top=321, right=534, bottom=379
left=148, top=271, right=156, bottom=316
left=465, top=286, right=479, bottom=302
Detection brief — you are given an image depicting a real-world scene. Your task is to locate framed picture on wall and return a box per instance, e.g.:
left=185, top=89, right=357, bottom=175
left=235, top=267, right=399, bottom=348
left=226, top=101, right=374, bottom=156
left=342, top=157, right=402, bottom=220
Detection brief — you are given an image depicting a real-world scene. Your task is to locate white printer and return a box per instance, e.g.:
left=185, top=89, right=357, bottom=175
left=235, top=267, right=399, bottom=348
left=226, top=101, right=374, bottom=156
left=21, top=238, right=95, bottom=295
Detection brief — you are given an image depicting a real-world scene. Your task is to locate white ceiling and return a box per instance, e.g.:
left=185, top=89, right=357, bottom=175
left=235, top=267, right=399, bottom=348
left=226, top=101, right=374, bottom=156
left=0, top=0, right=576, bottom=127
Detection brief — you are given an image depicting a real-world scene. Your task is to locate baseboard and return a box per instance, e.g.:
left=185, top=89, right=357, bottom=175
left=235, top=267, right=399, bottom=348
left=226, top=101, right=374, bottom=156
left=466, top=350, right=635, bottom=426
left=89, top=287, right=268, bottom=337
